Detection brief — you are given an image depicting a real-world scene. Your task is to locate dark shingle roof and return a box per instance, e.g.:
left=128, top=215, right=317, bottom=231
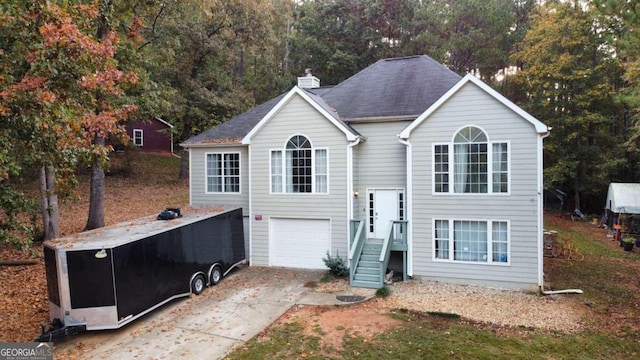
left=320, top=55, right=461, bottom=119
left=184, top=55, right=461, bottom=145
left=182, top=93, right=287, bottom=145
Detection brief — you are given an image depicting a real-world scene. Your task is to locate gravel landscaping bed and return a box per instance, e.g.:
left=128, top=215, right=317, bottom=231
left=314, top=278, right=585, bottom=333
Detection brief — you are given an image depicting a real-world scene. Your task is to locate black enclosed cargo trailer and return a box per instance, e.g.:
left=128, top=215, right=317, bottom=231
left=38, top=207, right=245, bottom=341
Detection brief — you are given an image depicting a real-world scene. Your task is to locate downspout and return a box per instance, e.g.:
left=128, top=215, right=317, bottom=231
left=347, top=137, right=361, bottom=258
left=171, top=134, right=180, bottom=158
left=398, top=136, right=412, bottom=278
left=248, top=144, right=253, bottom=267
left=537, top=130, right=582, bottom=295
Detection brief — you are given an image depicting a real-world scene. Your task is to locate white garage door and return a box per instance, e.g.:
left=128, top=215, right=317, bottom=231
left=270, top=218, right=330, bottom=269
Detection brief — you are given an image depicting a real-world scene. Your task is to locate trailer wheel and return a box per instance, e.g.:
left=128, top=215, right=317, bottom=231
left=191, top=274, right=206, bottom=295
left=210, top=266, right=222, bottom=286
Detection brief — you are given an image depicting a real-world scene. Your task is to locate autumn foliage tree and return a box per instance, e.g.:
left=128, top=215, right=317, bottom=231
left=511, top=2, right=624, bottom=212
left=0, top=1, right=137, bottom=241
left=83, top=0, right=140, bottom=230
left=149, top=0, right=279, bottom=179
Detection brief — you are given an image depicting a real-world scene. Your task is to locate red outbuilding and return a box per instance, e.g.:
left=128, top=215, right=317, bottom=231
left=125, top=117, right=175, bottom=154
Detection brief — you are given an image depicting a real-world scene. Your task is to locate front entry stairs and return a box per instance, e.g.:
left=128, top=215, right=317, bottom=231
left=351, top=239, right=384, bottom=288
left=349, top=220, right=407, bottom=289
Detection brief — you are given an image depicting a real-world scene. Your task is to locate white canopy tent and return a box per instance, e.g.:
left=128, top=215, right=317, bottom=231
left=605, top=183, right=640, bottom=214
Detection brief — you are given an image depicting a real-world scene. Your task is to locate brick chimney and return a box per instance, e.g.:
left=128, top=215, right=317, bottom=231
left=297, top=68, right=320, bottom=88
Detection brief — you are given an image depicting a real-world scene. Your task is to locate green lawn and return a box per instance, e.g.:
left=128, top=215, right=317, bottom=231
left=225, top=214, right=640, bottom=359
left=228, top=316, right=638, bottom=360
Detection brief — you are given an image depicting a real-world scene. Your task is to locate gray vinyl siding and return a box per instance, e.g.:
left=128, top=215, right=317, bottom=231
left=189, top=146, right=251, bottom=254
left=189, top=146, right=249, bottom=210
left=249, top=95, right=351, bottom=266
left=410, top=82, right=541, bottom=290
left=350, top=121, right=410, bottom=221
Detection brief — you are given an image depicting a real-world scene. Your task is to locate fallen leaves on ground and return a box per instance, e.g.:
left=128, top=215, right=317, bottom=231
left=0, top=246, right=48, bottom=342
left=0, top=153, right=190, bottom=342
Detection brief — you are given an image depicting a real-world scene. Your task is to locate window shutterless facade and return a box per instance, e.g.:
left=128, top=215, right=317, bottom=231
left=133, top=129, right=143, bottom=146
left=433, top=126, right=509, bottom=194
left=270, top=135, right=328, bottom=194
left=433, top=219, right=509, bottom=264
left=205, top=153, right=240, bottom=193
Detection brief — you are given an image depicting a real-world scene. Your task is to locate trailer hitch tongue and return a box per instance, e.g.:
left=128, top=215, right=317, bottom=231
left=35, top=318, right=86, bottom=342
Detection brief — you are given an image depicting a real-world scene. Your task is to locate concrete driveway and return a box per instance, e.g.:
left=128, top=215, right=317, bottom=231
left=53, top=266, right=326, bottom=359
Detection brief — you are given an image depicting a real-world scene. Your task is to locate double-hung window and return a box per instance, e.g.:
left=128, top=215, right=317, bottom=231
left=434, top=219, right=509, bottom=264
left=433, top=126, right=509, bottom=194
left=206, top=153, right=240, bottom=193
left=133, top=129, right=143, bottom=146
left=270, top=135, right=328, bottom=193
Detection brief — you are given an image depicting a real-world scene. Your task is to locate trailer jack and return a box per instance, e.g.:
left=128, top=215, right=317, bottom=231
left=36, top=318, right=86, bottom=342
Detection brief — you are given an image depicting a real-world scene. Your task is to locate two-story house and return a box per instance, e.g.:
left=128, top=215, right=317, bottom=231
left=182, top=55, right=549, bottom=291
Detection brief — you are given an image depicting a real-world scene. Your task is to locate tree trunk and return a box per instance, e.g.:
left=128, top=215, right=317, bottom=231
left=0, top=259, right=39, bottom=266
left=179, top=149, right=189, bottom=179
left=84, top=1, right=111, bottom=231
left=284, top=18, right=290, bottom=74
left=573, top=167, right=581, bottom=213
left=178, top=115, right=191, bottom=179
left=85, top=139, right=106, bottom=230
left=40, top=164, right=59, bottom=240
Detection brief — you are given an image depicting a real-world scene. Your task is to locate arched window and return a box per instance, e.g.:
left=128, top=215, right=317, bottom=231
left=433, top=126, right=508, bottom=194
left=454, top=126, right=488, bottom=193
left=286, top=135, right=312, bottom=193
left=270, top=135, right=328, bottom=193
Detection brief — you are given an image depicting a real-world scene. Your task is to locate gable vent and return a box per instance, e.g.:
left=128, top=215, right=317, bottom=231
left=297, top=68, right=320, bottom=88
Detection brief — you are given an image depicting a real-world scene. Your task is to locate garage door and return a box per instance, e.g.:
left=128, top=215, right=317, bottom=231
left=270, top=218, right=330, bottom=269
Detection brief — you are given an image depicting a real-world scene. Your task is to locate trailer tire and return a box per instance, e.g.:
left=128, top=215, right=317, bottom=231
left=210, top=266, right=222, bottom=286
left=191, top=274, right=206, bottom=295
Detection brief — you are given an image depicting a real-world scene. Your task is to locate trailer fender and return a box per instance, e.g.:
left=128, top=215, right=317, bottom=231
left=189, top=272, right=207, bottom=295
left=208, top=264, right=223, bottom=286
left=224, top=259, right=247, bottom=277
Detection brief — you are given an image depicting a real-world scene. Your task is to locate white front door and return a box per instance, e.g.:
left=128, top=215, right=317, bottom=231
left=369, top=189, right=402, bottom=238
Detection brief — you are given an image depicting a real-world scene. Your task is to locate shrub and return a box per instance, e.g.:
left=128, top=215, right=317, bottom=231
left=376, top=286, right=390, bottom=297
left=319, top=273, right=334, bottom=283
left=427, top=311, right=460, bottom=319
left=322, top=250, right=349, bottom=277
left=0, top=184, right=38, bottom=251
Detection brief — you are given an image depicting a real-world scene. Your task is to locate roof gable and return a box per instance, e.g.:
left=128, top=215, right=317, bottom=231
left=399, top=74, right=549, bottom=139
left=241, top=87, right=359, bottom=144
left=183, top=55, right=497, bottom=147
left=128, top=117, right=174, bottom=129
left=153, top=117, right=174, bottom=128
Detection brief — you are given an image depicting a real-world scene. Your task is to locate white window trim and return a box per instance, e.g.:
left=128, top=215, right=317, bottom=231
left=431, top=218, right=511, bottom=266
left=431, top=137, right=511, bottom=196
left=491, top=141, right=511, bottom=194
left=269, top=149, right=283, bottom=194
left=205, top=152, right=241, bottom=194
left=268, top=136, right=330, bottom=195
left=433, top=144, right=450, bottom=193
left=133, top=129, right=143, bottom=146
left=314, top=148, right=329, bottom=193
